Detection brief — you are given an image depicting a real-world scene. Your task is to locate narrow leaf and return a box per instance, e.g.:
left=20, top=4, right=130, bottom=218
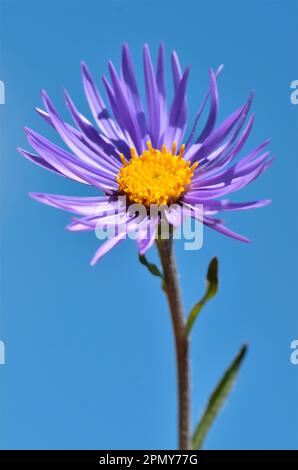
left=192, top=344, right=248, bottom=450
left=139, top=254, right=163, bottom=278
left=186, top=257, right=218, bottom=335
left=139, top=254, right=166, bottom=291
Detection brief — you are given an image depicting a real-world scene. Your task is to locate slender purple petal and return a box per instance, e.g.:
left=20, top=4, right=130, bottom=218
left=185, top=64, right=224, bottom=149
left=25, top=128, right=118, bottom=192
left=121, top=43, right=148, bottom=141
left=190, top=199, right=271, bottom=214
left=29, top=192, right=120, bottom=216
left=90, top=214, right=140, bottom=265
left=90, top=231, right=127, bottom=265
left=192, top=141, right=270, bottom=189
left=143, top=44, right=161, bottom=147
left=188, top=105, right=245, bottom=163
left=203, top=216, right=251, bottom=243
left=36, top=105, right=124, bottom=167
left=164, top=67, right=190, bottom=148
left=196, top=68, right=219, bottom=143
left=81, top=61, right=122, bottom=139
left=195, top=93, right=255, bottom=173
left=108, top=61, right=143, bottom=153
left=193, top=114, right=256, bottom=183
left=156, top=43, right=167, bottom=142
left=137, top=216, right=159, bottom=255
left=171, top=51, right=183, bottom=91
left=63, top=90, right=122, bottom=169
left=184, top=158, right=273, bottom=201
left=17, top=147, right=63, bottom=176
left=41, top=91, right=119, bottom=176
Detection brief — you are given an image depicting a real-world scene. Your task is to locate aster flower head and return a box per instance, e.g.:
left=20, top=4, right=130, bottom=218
left=19, top=43, right=272, bottom=264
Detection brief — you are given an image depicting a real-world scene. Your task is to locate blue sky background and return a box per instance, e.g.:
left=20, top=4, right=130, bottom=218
left=0, top=0, right=297, bottom=450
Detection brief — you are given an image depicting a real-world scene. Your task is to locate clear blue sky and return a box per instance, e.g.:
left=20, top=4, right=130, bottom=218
left=0, top=0, right=297, bottom=450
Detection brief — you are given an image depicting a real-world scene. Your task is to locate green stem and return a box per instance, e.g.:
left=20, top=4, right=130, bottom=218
left=156, top=235, right=191, bottom=450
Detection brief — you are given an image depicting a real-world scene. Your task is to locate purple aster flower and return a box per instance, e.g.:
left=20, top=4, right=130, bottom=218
left=18, top=44, right=272, bottom=265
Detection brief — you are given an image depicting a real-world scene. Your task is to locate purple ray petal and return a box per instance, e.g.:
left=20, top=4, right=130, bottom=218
left=185, top=91, right=251, bottom=167
left=81, top=61, right=122, bottom=139
left=29, top=192, right=120, bottom=216
left=36, top=105, right=124, bottom=167
left=143, top=44, right=161, bottom=147
left=101, top=75, right=127, bottom=139
left=156, top=43, right=167, bottom=142
left=137, top=216, right=159, bottom=255
left=67, top=208, right=130, bottom=233
left=164, top=66, right=190, bottom=148
left=194, top=135, right=270, bottom=191
left=25, top=132, right=89, bottom=185
left=66, top=219, right=95, bottom=232
left=196, top=68, right=219, bottom=143
left=63, top=90, right=122, bottom=169
left=203, top=216, right=251, bottom=243
left=102, top=75, right=138, bottom=154
left=199, top=150, right=271, bottom=190
left=235, top=141, right=272, bottom=170
left=90, top=214, right=140, bottom=264
left=64, top=89, right=105, bottom=143
left=185, top=65, right=224, bottom=150
left=26, top=128, right=118, bottom=192
left=90, top=230, right=127, bottom=265
left=189, top=199, right=271, bottom=214
left=192, top=144, right=270, bottom=190
left=196, top=93, right=255, bottom=173
left=17, top=147, right=63, bottom=176
left=171, top=50, right=183, bottom=91
left=108, top=61, right=143, bottom=153
left=193, top=114, right=256, bottom=183
left=121, top=43, right=148, bottom=141
left=26, top=127, right=117, bottom=182
left=188, top=105, right=245, bottom=163
left=101, top=77, right=136, bottom=152
left=41, top=91, right=119, bottom=176
left=184, top=157, right=273, bottom=202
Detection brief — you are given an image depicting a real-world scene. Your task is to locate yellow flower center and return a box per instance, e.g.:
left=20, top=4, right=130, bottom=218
left=117, top=142, right=198, bottom=207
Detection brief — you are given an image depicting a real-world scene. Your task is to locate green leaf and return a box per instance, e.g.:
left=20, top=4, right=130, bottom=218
left=139, top=254, right=164, bottom=278
left=192, top=344, right=248, bottom=450
left=139, top=254, right=166, bottom=291
left=186, top=257, right=218, bottom=335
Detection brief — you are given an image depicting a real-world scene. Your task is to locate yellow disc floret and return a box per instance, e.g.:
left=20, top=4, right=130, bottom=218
left=117, top=142, right=198, bottom=207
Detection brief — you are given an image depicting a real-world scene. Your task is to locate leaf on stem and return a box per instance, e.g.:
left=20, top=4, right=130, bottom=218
left=186, top=257, right=218, bottom=335
left=139, top=254, right=166, bottom=290
left=192, top=344, right=248, bottom=450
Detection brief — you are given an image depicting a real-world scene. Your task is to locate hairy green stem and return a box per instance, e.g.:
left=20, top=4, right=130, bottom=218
left=156, top=235, right=191, bottom=450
